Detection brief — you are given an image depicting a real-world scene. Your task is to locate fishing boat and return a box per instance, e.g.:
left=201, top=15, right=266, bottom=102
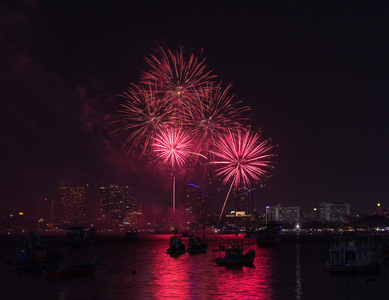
left=166, top=233, right=185, bottom=255
left=7, top=234, right=63, bottom=270
left=256, top=223, right=283, bottom=245
left=44, top=258, right=98, bottom=279
left=125, top=229, right=139, bottom=242
left=214, top=238, right=255, bottom=265
left=186, top=235, right=208, bottom=253
left=327, top=235, right=383, bottom=274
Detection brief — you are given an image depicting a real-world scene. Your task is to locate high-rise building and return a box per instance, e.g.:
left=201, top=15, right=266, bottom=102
left=233, top=186, right=256, bottom=216
left=182, top=182, right=214, bottom=223
left=184, top=183, right=204, bottom=216
left=98, top=181, right=137, bottom=224
left=265, top=204, right=301, bottom=224
left=58, top=185, right=88, bottom=226
left=318, top=202, right=350, bottom=222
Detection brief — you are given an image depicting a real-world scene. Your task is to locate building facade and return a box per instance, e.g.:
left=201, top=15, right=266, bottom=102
left=58, top=185, right=88, bottom=226
left=265, top=204, right=301, bottom=224
left=98, top=181, right=137, bottom=225
left=233, top=185, right=256, bottom=216
left=318, top=202, right=350, bottom=222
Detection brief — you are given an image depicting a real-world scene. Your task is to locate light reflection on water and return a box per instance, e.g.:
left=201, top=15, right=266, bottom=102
left=1, top=234, right=389, bottom=300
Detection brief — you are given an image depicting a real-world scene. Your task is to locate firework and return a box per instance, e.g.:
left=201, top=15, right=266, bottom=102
left=141, top=47, right=216, bottom=100
left=188, top=83, right=251, bottom=152
left=210, top=129, right=274, bottom=220
left=115, top=84, right=172, bottom=155
left=153, top=127, right=194, bottom=168
left=141, top=47, right=217, bottom=126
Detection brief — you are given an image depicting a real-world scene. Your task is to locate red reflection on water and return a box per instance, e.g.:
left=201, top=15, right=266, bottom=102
left=149, top=234, right=192, bottom=298
left=126, top=234, right=274, bottom=299
left=214, top=237, right=273, bottom=299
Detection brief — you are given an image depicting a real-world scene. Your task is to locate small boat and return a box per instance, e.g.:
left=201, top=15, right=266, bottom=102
left=166, top=233, right=185, bottom=255
left=7, top=234, right=63, bottom=270
left=125, top=229, right=139, bottom=242
left=66, top=226, right=87, bottom=248
left=327, top=235, right=383, bottom=274
left=256, top=223, right=283, bottom=245
left=186, top=235, right=208, bottom=254
left=86, top=228, right=98, bottom=242
left=44, top=259, right=98, bottom=279
left=214, top=238, right=255, bottom=265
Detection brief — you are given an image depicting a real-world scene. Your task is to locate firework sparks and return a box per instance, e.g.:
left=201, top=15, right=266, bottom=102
left=115, top=47, right=276, bottom=222
left=188, top=83, right=251, bottom=151
left=141, top=47, right=217, bottom=126
left=141, top=47, right=216, bottom=100
left=115, top=84, right=172, bottom=155
left=210, top=129, right=274, bottom=220
left=153, top=127, right=194, bottom=168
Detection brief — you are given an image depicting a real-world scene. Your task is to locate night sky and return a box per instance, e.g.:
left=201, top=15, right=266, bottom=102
left=1, top=0, right=389, bottom=216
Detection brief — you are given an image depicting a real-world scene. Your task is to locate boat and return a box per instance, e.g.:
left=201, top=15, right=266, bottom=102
left=166, top=233, right=185, bottom=255
left=186, top=235, right=208, bottom=253
left=214, top=238, right=255, bottom=265
left=256, top=223, right=283, bottom=245
left=7, top=234, right=63, bottom=270
left=327, top=234, right=383, bottom=274
left=125, top=229, right=139, bottom=242
left=66, top=226, right=87, bottom=248
left=86, top=228, right=98, bottom=242
left=44, top=258, right=98, bottom=279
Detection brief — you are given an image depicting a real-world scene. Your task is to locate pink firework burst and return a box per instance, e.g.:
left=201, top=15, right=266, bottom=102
left=210, top=129, right=274, bottom=188
left=210, top=128, right=274, bottom=220
left=153, top=127, right=194, bottom=168
left=115, top=84, right=172, bottom=155
left=141, top=47, right=216, bottom=100
left=188, top=83, right=251, bottom=151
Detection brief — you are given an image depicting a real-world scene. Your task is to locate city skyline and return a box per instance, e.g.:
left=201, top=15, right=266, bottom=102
left=1, top=1, right=389, bottom=218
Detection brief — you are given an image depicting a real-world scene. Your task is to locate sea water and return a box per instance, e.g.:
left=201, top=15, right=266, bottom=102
left=1, top=233, right=388, bottom=300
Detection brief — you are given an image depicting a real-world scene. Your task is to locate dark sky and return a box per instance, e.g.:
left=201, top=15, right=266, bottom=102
left=1, top=0, right=389, bottom=216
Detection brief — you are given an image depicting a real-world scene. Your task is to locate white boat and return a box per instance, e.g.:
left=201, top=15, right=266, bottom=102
left=327, top=235, right=383, bottom=273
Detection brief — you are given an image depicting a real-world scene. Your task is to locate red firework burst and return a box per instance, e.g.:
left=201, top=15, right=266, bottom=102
left=210, top=129, right=274, bottom=188
left=153, top=127, right=193, bottom=168
left=115, top=84, right=172, bottom=154
left=141, top=47, right=216, bottom=100
left=141, top=47, right=216, bottom=126
left=188, top=83, right=251, bottom=151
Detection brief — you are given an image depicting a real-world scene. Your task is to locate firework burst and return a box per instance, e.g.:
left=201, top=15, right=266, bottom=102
left=153, top=127, right=194, bottom=168
left=210, top=129, right=274, bottom=220
left=141, top=47, right=216, bottom=100
left=115, top=84, right=172, bottom=155
left=188, top=83, right=251, bottom=152
left=141, top=47, right=216, bottom=126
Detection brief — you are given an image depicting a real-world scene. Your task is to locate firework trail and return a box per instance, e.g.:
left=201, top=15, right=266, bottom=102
left=210, top=129, right=274, bottom=220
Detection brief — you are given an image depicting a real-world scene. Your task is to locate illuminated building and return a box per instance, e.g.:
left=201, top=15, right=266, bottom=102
left=183, top=183, right=214, bottom=223
left=58, top=185, right=88, bottom=226
left=265, top=204, right=301, bottom=224
left=98, top=181, right=137, bottom=224
left=318, top=202, right=350, bottom=222
left=233, top=185, right=256, bottom=216
left=184, top=183, right=204, bottom=216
